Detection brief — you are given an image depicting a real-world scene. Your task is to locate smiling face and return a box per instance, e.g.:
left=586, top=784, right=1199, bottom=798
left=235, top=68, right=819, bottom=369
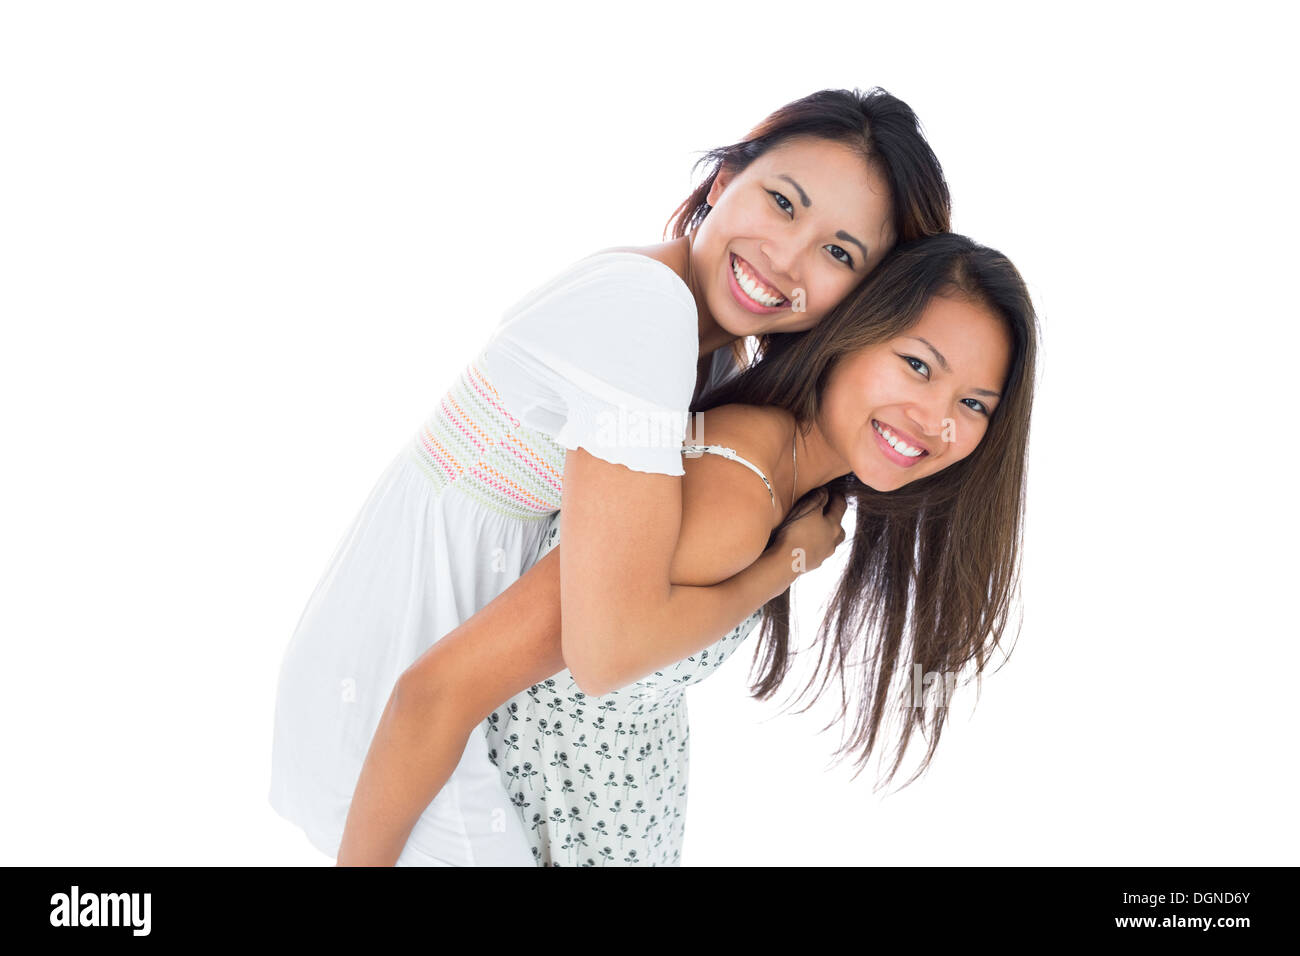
left=690, top=135, right=896, bottom=338
left=815, top=294, right=1014, bottom=492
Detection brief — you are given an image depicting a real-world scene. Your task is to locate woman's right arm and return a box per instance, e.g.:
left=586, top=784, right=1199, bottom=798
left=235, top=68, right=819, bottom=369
left=481, top=255, right=777, bottom=695
left=558, top=446, right=846, bottom=697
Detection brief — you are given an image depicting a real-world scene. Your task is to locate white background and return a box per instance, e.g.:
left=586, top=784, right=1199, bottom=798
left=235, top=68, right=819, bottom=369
left=2, top=0, right=1296, bottom=866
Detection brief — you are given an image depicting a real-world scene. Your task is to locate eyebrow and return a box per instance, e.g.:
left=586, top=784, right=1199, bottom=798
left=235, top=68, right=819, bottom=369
left=776, top=173, right=870, bottom=264
left=906, top=336, right=1002, bottom=399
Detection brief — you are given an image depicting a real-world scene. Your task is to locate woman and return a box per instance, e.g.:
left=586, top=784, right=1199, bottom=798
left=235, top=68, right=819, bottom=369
left=342, top=232, right=1038, bottom=866
left=270, top=86, right=952, bottom=865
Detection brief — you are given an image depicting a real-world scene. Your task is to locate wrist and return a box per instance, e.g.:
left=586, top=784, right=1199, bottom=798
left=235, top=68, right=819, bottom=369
left=757, top=545, right=800, bottom=594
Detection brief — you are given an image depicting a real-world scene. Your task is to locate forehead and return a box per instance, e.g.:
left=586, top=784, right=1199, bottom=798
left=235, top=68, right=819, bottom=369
left=748, top=135, right=878, bottom=185
left=902, top=295, right=1013, bottom=374
left=911, top=294, right=997, bottom=333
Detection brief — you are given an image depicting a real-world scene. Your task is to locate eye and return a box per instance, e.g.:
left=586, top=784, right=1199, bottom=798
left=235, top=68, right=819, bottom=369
left=770, top=190, right=855, bottom=269
left=904, top=354, right=991, bottom=415
left=768, top=190, right=794, bottom=215
left=826, top=244, right=854, bottom=268
left=902, top=354, right=930, bottom=377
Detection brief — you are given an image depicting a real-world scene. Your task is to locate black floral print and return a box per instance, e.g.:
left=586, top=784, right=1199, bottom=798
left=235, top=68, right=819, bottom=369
left=481, top=512, right=763, bottom=866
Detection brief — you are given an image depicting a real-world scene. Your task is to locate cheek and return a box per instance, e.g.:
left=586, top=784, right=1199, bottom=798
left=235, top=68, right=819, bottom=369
left=825, top=391, right=869, bottom=443
left=803, top=275, right=845, bottom=320
left=954, top=420, right=989, bottom=456
left=733, top=201, right=769, bottom=232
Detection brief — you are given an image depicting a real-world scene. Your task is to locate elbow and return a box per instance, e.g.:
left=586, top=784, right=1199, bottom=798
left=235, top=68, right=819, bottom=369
left=572, top=672, right=609, bottom=699
left=392, top=664, right=456, bottom=731
left=561, top=627, right=619, bottom=699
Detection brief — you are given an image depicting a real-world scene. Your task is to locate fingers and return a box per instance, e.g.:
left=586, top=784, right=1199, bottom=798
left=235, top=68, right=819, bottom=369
left=826, top=489, right=848, bottom=520
left=795, top=487, right=829, bottom=519
left=825, top=490, right=848, bottom=550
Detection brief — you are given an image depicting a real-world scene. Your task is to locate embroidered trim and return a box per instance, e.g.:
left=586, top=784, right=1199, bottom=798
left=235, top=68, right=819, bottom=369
left=408, top=353, right=568, bottom=521
left=407, top=359, right=778, bottom=521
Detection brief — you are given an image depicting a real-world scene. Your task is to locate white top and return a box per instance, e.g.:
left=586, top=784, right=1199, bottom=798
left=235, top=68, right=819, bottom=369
left=482, top=251, right=702, bottom=476
left=269, top=249, right=752, bottom=867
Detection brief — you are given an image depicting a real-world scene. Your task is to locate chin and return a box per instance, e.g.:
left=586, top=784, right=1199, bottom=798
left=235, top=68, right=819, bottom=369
left=716, top=311, right=767, bottom=339
left=849, top=469, right=880, bottom=491
left=759, top=315, right=813, bottom=337
left=854, top=468, right=912, bottom=494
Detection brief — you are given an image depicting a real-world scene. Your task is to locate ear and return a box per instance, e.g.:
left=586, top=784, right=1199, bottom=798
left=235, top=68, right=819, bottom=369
left=706, top=164, right=734, bottom=206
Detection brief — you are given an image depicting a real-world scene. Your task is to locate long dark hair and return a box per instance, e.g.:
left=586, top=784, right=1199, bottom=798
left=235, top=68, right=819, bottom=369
left=694, top=233, right=1040, bottom=791
left=664, top=87, right=952, bottom=374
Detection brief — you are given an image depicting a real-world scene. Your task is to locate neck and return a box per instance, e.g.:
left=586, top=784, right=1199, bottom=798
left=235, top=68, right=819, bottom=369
left=783, top=411, right=853, bottom=506
left=697, top=311, right=737, bottom=361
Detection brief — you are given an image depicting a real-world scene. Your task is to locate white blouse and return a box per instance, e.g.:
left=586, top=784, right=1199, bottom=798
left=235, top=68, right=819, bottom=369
left=481, top=251, right=703, bottom=476
left=270, top=250, right=747, bottom=867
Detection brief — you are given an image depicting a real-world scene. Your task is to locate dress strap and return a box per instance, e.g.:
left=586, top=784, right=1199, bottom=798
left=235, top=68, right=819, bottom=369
left=681, top=443, right=776, bottom=511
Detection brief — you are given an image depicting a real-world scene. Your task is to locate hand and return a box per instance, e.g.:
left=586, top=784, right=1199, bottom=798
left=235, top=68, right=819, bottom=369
left=766, top=487, right=848, bottom=576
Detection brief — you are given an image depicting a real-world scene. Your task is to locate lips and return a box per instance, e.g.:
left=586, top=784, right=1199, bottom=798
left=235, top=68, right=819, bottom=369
left=731, top=252, right=787, bottom=302
left=872, top=419, right=929, bottom=455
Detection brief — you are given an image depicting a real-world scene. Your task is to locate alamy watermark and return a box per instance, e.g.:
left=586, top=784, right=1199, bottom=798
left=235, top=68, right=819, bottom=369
left=50, top=886, right=151, bottom=936
left=590, top=406, right=708, bottom=453
left=910, top=662, right=958, bottom=708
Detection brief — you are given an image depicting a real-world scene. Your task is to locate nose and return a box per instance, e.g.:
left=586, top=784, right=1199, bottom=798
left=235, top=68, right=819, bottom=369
left=758, top=238, right=799, bottom=286
left=905, top=402, right=948, bottom=448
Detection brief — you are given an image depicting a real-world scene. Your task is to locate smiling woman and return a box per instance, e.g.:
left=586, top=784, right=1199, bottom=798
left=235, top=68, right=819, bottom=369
left=332, top=231, right=1039, bottom=868
left=692, top=135, right=897, bottom=330
left=690, top=232, right=1039, bottom=791
left=473, top=232, right=1034, bottom=865
left=815, top=296, right=1011, bottom=489
left=269, top=87, right=960, bottom=867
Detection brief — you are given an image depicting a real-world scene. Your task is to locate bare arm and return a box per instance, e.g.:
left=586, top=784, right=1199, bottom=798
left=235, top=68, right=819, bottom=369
left=336, top=545, right=566, bottom=867
left=559, top=445, right=796, bottom=696
left=335, top=542, right=786, bottom=866
left=336, top=463, right=844, bottom=866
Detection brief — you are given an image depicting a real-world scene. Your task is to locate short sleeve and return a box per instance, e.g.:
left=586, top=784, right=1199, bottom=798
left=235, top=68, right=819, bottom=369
left=479, top=252, right=699, bottom=476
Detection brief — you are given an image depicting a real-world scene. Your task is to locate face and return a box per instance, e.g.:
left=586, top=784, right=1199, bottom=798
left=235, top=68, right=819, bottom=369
left=691, top=135, right=896, bottom=337
left=816, top=295, right=1013, bottom=493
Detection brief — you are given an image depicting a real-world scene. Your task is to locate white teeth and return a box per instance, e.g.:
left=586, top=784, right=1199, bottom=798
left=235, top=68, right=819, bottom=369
left=873, top=420, right=924, bottom=457
left=732, top=255, right=784, bottom=307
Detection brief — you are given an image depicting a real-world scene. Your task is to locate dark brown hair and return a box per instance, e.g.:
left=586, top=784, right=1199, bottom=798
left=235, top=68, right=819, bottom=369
left=693, top=232, right=1039, bottom=792
left=664, top=86, right=952, bottom=375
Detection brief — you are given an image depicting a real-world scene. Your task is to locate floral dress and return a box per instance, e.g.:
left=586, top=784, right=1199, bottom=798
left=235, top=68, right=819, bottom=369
left=483, top=442, right=773, bottom=867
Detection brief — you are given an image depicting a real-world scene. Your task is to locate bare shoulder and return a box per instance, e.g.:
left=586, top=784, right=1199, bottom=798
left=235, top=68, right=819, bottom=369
left=671, top=405, right=790, bottom=586
left=690, top=403, right=790, bottom=476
